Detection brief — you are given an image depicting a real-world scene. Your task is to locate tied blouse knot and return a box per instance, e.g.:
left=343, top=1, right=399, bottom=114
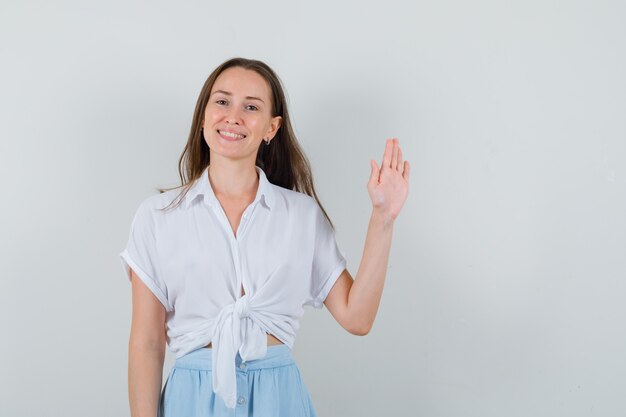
left=120, top=165, right=347, bottom=409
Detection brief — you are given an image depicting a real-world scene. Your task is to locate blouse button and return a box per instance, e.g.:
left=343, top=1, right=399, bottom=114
left=237, top=396, right=246, bottom=405
left=239, top=362, right=246, bottom=369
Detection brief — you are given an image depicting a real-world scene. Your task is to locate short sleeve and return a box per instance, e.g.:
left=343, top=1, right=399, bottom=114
left=119, top=200, right=173, bottom=312
left=305, top=204, right=347, bottom=309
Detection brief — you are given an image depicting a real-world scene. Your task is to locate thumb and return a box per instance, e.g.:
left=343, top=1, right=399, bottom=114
left=369, top=159, right=380, bottom=186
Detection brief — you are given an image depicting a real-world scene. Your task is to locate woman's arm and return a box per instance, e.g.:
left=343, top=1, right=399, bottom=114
left=128, top=269, right=167, bottom=417
left=324, top=138, right=410, bottom=335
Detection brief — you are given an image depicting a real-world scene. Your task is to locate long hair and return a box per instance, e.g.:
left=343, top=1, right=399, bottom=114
left=157, top=57, right=336, bottom=229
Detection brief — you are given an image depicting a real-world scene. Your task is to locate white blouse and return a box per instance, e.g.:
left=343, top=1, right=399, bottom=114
left=119, top=165, right=347, bottom=409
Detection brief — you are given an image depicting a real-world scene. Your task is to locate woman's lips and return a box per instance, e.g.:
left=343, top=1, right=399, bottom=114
left=217, top=130, right=246, bottom=141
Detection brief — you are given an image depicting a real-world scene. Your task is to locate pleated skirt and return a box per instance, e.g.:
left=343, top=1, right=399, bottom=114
left=158, top=344, right=318, bottom=417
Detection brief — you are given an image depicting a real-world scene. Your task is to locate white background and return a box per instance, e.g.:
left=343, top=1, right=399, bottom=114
left=1, top=1, right=625, bottom=416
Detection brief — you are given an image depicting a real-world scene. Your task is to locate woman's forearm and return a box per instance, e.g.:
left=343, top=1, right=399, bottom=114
left=347, top=208, right=394, bottom=334
left=128, top=343, right=165, bottom=417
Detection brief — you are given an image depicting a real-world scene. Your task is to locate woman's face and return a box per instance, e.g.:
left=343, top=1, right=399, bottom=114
left=203, top=66, right=282, bottom=162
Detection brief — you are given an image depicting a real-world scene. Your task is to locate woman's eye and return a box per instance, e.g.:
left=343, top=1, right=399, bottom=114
left=216, top=100, right=227, bottom=105
left=246, top=105, right=258, bottom=111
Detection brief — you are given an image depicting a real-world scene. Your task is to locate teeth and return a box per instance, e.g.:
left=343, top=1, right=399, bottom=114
left=220, top=130, right=245, bottom=139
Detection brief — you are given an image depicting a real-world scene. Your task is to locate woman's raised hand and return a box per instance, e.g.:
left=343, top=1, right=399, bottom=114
left=367, top=138, right=410, bottom=223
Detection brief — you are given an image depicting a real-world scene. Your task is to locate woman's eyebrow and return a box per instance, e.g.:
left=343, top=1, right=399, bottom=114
left=210, top=90, right=264, bottom=103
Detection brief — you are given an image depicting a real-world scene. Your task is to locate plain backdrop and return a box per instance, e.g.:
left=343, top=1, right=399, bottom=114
left=1, top=1, right=625, bottom=416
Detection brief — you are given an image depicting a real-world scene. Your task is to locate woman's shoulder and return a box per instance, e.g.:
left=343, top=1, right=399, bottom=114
left=270, top=184, right=319, bottom=212
left=133, top=188, right=184, bottom=217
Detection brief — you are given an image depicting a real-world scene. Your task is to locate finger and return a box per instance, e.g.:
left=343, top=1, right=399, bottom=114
left=382, top=138, right=393, bottom=171
left=397, top=146, right=403, bottom=172
left=369, top=159, right=380, bottom=186
left=391, top=138, right=399, bottom=171
left=403, top=161, right=410, bottom=183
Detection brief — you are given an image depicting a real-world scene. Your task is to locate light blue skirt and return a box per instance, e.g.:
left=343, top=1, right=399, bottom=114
left=158, top=344, right=317, bottom=417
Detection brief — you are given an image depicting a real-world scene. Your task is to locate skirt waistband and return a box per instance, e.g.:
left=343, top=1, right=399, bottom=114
left=174, top=344, right=294, bottom=371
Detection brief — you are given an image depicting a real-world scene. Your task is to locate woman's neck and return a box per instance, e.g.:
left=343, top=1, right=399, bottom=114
left=207, top=161, right=259, bottom=201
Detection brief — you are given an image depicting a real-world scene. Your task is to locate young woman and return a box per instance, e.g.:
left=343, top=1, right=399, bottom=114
left=120, top=57, right=409, bottom=417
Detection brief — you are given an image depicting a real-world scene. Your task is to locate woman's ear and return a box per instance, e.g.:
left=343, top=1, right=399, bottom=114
left=267, top=116, right=282, bottom=139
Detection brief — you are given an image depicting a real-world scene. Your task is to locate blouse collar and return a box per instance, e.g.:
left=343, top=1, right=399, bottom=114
left=183, top=165, right=275, bottom=210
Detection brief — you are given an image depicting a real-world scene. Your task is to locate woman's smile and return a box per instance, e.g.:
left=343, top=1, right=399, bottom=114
left=218, top=130, right=246, bottom=141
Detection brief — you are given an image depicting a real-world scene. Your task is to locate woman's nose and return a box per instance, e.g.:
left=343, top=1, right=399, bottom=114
left=225, top=106, right=243, bottom=124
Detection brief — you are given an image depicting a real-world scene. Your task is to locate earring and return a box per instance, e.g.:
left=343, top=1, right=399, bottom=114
left=265, top=138, right=271, bottom=145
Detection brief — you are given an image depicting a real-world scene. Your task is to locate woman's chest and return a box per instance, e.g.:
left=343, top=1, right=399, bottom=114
left=156, top=209, right=314, bottom=298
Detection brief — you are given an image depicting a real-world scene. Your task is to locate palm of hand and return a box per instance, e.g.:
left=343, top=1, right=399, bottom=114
left=367, top=138, right=410, bottom=221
